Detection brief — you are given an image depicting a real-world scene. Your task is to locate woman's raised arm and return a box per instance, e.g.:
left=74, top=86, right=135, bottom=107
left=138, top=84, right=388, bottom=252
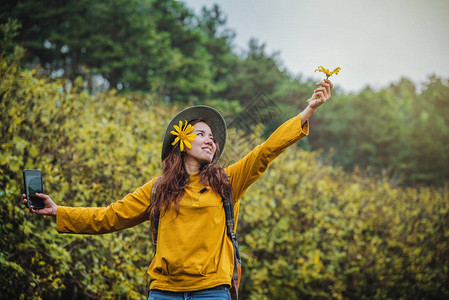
left=225, top=79, right=333, bottom=201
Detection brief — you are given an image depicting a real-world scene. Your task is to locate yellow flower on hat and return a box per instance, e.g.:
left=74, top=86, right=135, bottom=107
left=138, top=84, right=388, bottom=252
left=315, top=66, right=341, bottom=79
left=171, top=120, right=197, bottom=152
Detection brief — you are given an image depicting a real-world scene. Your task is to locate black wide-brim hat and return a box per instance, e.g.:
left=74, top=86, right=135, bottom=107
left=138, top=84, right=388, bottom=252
left=161, top=105, right=227, bottom=161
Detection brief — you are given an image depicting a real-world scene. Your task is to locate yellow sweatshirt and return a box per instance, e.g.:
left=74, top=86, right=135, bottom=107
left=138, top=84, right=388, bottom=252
left=56, top=114, right=309, bottom=291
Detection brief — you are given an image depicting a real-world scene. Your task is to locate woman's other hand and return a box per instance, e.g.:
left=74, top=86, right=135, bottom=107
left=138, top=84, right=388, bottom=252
left=23, top=193, right=58, bottom=216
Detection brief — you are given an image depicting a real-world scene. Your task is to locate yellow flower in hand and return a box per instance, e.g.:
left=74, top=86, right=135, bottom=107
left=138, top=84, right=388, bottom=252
left=171, top=120, right=197, bottom=152
left=306, top=66, right=341, bottom=103
left=315, top=66, right=341, bottom=79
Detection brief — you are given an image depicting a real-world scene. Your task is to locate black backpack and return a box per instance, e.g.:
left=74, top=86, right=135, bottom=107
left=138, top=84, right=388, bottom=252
left=150, top=177, right=242, bottom=299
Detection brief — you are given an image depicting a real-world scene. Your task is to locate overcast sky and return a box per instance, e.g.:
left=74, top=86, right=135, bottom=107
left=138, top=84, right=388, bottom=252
left=182, top=0, right=449, bottom=94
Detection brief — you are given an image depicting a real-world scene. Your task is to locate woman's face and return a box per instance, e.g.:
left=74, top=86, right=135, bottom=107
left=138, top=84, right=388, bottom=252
left=185, top=121, right=217, bottom=164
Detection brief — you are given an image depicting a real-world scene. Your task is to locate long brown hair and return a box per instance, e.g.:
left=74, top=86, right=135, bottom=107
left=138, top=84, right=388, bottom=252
left=149, top=119, right=232, bottom=223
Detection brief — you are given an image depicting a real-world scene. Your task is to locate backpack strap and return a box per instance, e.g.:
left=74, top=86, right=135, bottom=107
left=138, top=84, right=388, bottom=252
left=223, top=178, right=241, bottom=300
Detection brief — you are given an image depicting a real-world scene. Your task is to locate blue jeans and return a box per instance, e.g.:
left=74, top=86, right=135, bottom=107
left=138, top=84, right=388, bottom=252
left=148, top=285, right=231, bottom=300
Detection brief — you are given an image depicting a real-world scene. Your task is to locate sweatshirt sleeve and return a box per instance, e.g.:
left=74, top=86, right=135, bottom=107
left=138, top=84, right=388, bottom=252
left=56, top=177, right=157, bottom=234
left=225, top=114, right=309, bottom=202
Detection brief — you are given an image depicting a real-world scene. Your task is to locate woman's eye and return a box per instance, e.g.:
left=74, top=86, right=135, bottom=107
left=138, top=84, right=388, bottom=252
left=197, top=132, right=203, bottom=136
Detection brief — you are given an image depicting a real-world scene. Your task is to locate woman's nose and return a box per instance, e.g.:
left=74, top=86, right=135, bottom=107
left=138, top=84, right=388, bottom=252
left=204, top=139, right=215, bottom=149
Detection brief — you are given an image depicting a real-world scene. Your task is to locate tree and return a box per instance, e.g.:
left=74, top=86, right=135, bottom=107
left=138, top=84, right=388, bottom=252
left=0, top=0, right=214, bottom=97
left=150, top=0, right=215, bottom=102
left=403, top=76, right=449, bottom=184
left=219, top=38, right=286, bottom=106
left=198, top=4, right=238, bottom=96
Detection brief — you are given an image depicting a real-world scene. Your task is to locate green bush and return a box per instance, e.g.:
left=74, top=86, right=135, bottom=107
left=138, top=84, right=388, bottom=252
left=235, top=145, right=449, bottom=299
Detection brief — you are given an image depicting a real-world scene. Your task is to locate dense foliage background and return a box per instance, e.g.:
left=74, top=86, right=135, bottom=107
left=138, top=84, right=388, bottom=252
left=1, top=1, right=449, bottom=299
left=2, top=0, right=449, bottom=185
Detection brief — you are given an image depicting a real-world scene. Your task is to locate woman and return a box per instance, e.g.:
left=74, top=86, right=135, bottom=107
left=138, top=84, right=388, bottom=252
left=24, top=79, right=333, bottom=299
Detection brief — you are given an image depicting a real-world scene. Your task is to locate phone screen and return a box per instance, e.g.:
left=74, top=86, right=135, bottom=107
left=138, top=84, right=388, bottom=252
left=23, top=170, right=45, bottom=209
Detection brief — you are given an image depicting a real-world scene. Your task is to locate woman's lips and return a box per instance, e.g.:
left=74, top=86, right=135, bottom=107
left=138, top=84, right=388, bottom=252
left=202, top=147, right=213, bottom=154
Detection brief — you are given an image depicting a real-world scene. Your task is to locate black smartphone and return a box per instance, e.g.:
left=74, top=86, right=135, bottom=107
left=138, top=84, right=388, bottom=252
left=23, top=169, right=45, bottom=209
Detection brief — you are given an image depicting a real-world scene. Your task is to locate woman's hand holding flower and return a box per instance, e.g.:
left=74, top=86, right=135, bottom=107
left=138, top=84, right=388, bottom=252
left=308, top=79, right=333, bottom=110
